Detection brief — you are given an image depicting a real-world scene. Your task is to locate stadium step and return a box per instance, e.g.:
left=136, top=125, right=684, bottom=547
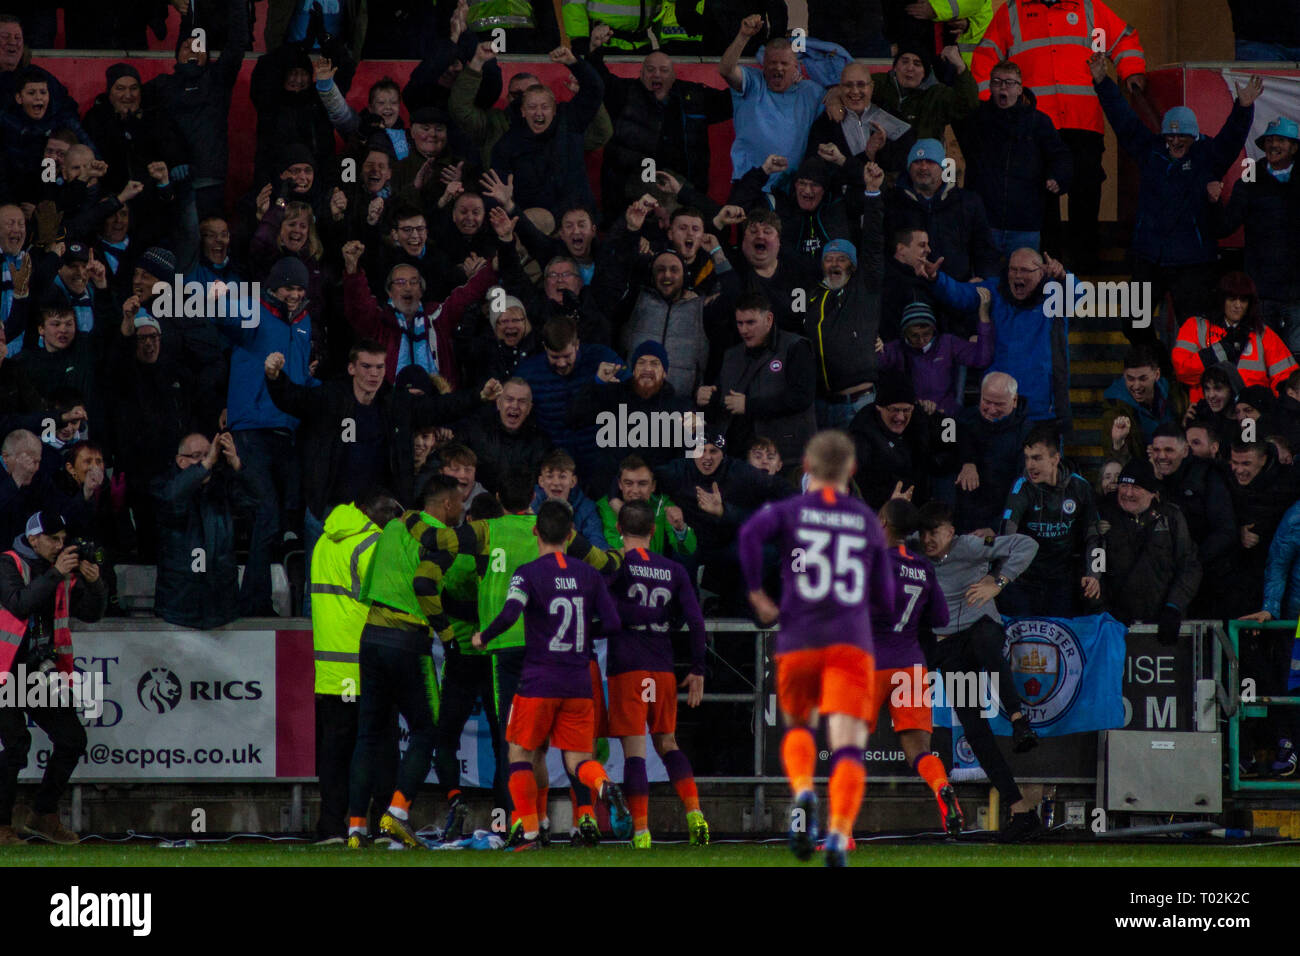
left=1062, top=270, right=1132, bottom=473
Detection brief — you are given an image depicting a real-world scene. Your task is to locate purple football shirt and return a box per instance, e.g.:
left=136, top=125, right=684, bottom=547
left=870, top=545, right=949, bottom=669
left=479, top=552, right=622, bottom=698
left=738, top=488, right=895, bottom=655
left=609, top=547, right=707, bottom=676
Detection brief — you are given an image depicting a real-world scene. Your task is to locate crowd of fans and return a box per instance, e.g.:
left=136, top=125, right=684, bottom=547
left=0, top=1, right=1299, bottom=773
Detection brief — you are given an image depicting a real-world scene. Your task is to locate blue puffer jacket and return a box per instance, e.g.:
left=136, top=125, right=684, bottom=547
left=930, top=270, right=1070, bottom=430
left=530, top=485, right=608, bottom=550
left=1262, top=499, right=1300, bottom=621
left=1096, top=76, right=1253, bottom=266
left=222, top=294, right=319, bottom=432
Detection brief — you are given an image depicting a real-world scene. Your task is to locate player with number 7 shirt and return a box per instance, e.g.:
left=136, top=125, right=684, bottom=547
left=738, top=431, right=895, bottom=867
left=472, top=499, right=635, bottom=851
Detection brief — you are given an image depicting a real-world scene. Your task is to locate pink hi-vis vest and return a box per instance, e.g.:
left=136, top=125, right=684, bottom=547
left=0, top=551, right=73, bottom=684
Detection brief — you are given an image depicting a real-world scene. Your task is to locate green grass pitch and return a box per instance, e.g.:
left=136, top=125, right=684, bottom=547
left=0, top=841, right=1296, bottom=867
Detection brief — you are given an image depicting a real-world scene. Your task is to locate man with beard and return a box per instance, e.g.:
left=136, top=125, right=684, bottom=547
left=721, top=19, right=827, bottom=192
left=457, top=378, right=552, bottom=495
left=921, top=247, right=1071, bottom=433
left=603, top=198, right=739, bottom=398
left=804, top=168, right=883, bottom=428
left=570, top=340, right=694, bottom=492
left=144, top=0, right=249, bottom=219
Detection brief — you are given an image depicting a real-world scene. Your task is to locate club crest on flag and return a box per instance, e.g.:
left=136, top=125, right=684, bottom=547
left=1002, top=619, right=1085, bottom=726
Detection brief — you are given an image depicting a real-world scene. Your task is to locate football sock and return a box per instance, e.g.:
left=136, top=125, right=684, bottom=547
left=781, top=727, right=816, bottom=797
left=662, top=748, right=700, bottom=813
left=386, top=791, right=412, bottom=821
left=568, top=771, right=595, bottom=821
left=624, top=756, right=649, bottom=831
left=576, top=759, right=609, bottom=798
left=347, top=816, right=367, bottom=835
left=828, top=747, right=865, bottom=839
left=507, top=762, right=539, bottom=836
left=535, top=786, right=550, bottom=826
left=913, top=752, right=949, bottom=795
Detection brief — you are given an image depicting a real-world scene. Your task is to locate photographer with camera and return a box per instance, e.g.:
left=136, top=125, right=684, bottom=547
left=0, top=510, right=107, bottom=845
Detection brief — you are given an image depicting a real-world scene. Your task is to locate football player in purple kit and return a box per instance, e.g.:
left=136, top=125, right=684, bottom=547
left=472, top=500, right=633, bottom=851
left=873, top=498, right=962, bottom=835
left=606, top=500, right=710, bottom=849
left=738, top=430, right=895, bottom=867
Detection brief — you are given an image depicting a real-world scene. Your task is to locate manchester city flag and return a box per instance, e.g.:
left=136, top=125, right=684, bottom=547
left=990, top=613, right=1128, bottom=736
left=934, top=613, right=1127, bottom=742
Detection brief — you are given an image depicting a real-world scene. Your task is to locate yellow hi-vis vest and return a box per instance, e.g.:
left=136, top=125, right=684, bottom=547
left=310, top=504, right=382, bottom=696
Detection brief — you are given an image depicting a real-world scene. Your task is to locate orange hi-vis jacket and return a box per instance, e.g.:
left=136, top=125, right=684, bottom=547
left=972, top=0, right=1145, bottom=135
left=1172, top=316, right=1298, bottom=404
left=0, top=551, right=74, bottom=683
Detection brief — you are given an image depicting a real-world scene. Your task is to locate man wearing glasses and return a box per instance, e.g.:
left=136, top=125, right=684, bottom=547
left=956, top=60, right=1072, bottom=257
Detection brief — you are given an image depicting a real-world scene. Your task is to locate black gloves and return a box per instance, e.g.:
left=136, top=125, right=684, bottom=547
left=1157, top=603, right=1183, bottom=645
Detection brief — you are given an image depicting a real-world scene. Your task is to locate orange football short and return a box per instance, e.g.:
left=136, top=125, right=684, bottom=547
left=869, top=665, right=933, bottom=734
left=506, top=695, right=595, bottom=752
left=607, top=670, right=678, bottom=737
left=775, top=644, right=876, bottom=724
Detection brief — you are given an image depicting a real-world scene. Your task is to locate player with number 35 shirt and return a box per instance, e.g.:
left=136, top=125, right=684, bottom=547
left=738, top=431, right=894, bottom=867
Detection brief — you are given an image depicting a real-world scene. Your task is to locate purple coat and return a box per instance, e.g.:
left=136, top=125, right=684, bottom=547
left=878, top=320, right=994, bottom=415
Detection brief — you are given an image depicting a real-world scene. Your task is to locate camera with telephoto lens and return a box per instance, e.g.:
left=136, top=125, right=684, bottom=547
left=69, top=537, right=105, bottom=565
